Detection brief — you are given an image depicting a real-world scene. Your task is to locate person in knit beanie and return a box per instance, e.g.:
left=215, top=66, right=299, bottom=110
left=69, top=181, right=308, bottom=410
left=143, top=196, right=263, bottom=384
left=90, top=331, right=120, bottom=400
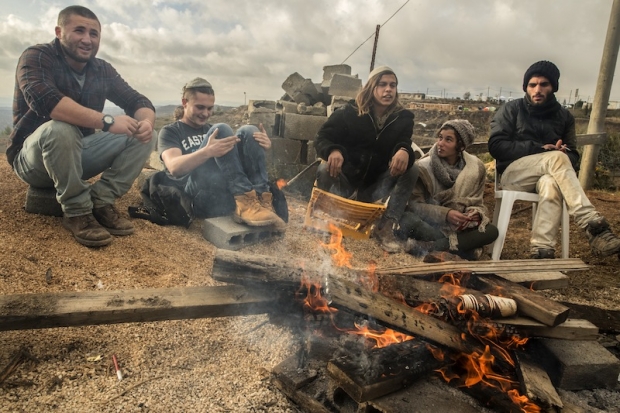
left=398, top=119, right=499, bottom=261
left=522, top=60, right=560, bottom=92
left=489, top=60, right=620, bottom=259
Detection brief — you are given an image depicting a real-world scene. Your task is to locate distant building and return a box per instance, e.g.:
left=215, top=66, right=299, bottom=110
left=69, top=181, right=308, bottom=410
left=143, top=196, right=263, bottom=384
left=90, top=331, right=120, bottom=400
left=412, top=92, right=426, bottom=100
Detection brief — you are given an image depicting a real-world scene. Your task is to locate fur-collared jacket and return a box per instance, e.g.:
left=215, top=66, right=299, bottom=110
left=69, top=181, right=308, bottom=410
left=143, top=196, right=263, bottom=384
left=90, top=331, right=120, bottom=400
left=314, top=103, right=415, bottom=187
left=407, top=145, right=490, bottom=249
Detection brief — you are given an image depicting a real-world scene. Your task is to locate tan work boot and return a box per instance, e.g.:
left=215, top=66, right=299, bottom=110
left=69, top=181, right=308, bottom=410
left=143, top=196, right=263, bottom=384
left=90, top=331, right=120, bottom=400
left=234, top=190, right=280, bottom=226
left=62, top=214, right=113, bottom=247
left=258, top=191, right=286, bottom=229
left=93, top=204, right=135, bottom=236
left=374, top=217, right=403, bottom=253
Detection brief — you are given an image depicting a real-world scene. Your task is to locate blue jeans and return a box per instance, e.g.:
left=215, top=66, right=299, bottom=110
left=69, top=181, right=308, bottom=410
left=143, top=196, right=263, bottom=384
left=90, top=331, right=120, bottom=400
left=185, top=123, right=270, bottom=218
left=13, top=120, right=155, bottom=217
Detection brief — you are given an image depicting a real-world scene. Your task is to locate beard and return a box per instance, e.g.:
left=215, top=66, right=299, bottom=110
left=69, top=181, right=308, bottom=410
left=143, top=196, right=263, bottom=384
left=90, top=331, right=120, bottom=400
left=59, top=38, right=96, bottom=64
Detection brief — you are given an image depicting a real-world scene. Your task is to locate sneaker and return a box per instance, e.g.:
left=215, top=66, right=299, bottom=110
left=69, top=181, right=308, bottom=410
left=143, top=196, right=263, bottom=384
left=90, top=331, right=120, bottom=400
left=92, top=204, right=135, bottom=236
left=531, top=248, right=556, bottom=259
left=258, top=191, right=286, bottom=229
left=62, top=214, right=113, bottom=247
left=405, top=238, right=435, bottom=257
left=233, top=190, right=280, bottom=226
left=374, top=217, right=403, bottom=253
left=586, top=217, right=620, bottom=257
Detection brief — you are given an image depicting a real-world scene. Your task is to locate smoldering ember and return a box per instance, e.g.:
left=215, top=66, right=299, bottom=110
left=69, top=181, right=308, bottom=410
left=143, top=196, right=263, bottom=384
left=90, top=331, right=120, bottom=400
left=1, top=64, right=620, bottom=413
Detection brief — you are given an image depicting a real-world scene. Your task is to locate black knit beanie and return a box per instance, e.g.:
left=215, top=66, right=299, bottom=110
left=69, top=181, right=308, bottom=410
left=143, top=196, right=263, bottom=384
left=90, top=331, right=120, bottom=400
left=522, top=60, right=560, bottom=92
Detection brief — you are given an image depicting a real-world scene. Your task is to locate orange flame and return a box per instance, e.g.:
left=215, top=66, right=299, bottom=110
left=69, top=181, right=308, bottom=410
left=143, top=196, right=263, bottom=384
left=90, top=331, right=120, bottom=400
left=297, top=278, right=338, bottom=314
left=320, top=223, right=352, bottom=268
left=345, top=323, right=414, bottom=349
left=276, top=178, right=287, bottom=190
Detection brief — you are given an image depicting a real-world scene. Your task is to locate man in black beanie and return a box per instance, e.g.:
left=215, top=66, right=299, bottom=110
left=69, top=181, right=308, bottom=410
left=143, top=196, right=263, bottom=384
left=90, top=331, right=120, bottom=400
left=488, top=60, right=620, bottom=259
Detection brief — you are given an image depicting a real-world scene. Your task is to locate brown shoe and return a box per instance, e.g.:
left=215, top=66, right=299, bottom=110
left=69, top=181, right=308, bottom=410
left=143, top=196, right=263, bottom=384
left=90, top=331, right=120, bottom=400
left=374, top=217, right=403, bottom=253
left=62, top=214, right=113, bottom=247
left=92, top=204, right=135, bottom=236
left=258, top=191, right=286, bottom=229
left=233, top=190, right=280, bottom=226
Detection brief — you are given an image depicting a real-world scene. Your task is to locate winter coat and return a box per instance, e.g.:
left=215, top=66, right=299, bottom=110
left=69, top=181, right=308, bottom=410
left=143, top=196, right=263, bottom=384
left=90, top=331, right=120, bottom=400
left=488, top=97, right=580, bottom=174
left=314, top=103, right=415, bottom=187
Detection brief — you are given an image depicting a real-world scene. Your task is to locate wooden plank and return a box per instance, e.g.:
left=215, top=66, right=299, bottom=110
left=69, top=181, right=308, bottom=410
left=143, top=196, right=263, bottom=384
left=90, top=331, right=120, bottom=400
left=515, top=352, right=563, bottom=410
left=559, top=302, right=620, bottom=334
left=213, top=249, right=478, bottom=353
left=498, top=271, right=569, bottom=290
left=0, top=285, right=273, bottom=331
left=377, top=258, right=588, bottom=277
left=472, top=274, right=570, bottom=327
left=496, top=318, right=599, bottom=341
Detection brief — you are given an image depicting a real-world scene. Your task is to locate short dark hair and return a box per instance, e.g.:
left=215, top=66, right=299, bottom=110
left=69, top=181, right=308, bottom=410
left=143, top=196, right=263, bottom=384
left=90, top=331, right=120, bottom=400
left=58, top=6, right=100, bottom=28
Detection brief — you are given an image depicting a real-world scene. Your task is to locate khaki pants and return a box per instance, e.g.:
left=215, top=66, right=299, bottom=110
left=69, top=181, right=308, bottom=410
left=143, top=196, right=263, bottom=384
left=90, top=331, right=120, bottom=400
left=500, top=151, right=599, bottom=252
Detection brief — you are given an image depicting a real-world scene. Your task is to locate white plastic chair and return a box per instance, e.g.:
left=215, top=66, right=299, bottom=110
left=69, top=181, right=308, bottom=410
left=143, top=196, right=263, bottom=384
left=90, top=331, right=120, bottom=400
left=491, top=165, right=569, bottom=260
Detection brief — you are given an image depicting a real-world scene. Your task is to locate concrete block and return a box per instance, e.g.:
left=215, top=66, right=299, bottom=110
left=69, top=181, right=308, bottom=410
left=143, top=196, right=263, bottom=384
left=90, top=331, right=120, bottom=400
left=281, top=72, right=319, bottom=105
left=277, top=100, right=299, bottom=114
left=322, top=64, right=352, bottom=82
left=248, top=100, right=276, bottom=115
left=327, top=96, right=352, bottom=116
left=281, top=113, right=327, bottom=141
left=202, top=216, right=283, bottom=250
left=328, top=74, right=362, bottom=99
left=269, top=137, right=303, bottom=165
left=24, top=186, right=62, bottom=217
left=535, top=338, right=620, bottom=390
left=297, top=103, right=327, bottom=117
left=248, top=110, right=278, bottom=137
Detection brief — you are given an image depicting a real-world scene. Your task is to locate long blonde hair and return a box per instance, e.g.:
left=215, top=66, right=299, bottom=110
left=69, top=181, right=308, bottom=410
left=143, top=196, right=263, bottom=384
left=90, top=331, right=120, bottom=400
left=355, top=68, right=403, bottom=117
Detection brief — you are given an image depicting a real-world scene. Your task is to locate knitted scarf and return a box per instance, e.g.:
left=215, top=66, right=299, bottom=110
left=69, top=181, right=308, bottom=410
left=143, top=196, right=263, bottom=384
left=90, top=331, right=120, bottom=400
left=524, top=94, right=562, bottom=118
left=426, top=144, right=491, bottom=249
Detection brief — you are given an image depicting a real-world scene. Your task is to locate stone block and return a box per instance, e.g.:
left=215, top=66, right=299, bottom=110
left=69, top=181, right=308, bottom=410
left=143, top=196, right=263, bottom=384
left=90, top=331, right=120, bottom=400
left=297, top=103, right=327, bottom=117
left=281, top=72, right=319, bottom=105
left=322, top=64, right=352, bottom=82
left=327, top=96, right=352, bottom=116
left=277, top=100, right=299, bottom=114
left=24, top=186, right=62, bottom=217
left=534, top=338, right=620, bottom=390
left=281, top=113, right=327, bottom=141
left=248, top=110, right=278, bottom=137
left=248, top=100, right=276, bottom=115
left=328, top=74, right=362, bottom=99
left=202, top=216, right=283, bottom=250
left=268, top=137, right=303, bottom=165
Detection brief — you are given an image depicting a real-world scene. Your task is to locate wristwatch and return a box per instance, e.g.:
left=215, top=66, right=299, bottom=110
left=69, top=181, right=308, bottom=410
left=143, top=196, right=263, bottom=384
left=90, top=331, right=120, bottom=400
left=102, top=114, right=114, bottom=132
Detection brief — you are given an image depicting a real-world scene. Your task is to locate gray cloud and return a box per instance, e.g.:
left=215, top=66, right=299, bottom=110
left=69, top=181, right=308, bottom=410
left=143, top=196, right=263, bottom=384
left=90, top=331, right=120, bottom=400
left=0, top=0, right=617, bottom=107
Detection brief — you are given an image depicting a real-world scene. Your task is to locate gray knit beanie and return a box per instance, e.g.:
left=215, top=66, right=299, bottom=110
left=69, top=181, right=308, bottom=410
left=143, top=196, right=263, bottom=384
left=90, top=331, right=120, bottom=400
left=522, top=60, right=560, bottom=92
left=440, top=119, right=476, bottom=149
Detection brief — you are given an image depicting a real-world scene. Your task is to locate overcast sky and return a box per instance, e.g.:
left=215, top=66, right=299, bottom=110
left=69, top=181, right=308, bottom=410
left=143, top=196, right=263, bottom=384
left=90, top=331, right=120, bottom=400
left=0, top=0, right=618, bottom=108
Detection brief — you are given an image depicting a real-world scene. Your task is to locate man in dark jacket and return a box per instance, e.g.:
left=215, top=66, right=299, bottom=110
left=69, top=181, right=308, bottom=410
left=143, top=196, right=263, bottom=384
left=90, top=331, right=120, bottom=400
left=315, top=66, right=418, bottom=253
left=488, top=60, right=620, bottom=259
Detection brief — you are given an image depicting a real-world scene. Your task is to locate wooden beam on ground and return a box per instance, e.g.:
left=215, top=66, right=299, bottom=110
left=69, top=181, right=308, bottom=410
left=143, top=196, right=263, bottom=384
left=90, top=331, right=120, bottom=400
left=498, top=272, right=569, bottom=291
left=515, top=352, right=563, bottom=410
left=559, top=302, right=620, bottom=334
left=496, top=318, right=599, bottom=341
left=377, top=258, right=588, bottom=277
left=212, top=249, right=477, bottom=353
left=0, top=285, right=273, bottom=331
left=472, top=274, right=570, bottom=327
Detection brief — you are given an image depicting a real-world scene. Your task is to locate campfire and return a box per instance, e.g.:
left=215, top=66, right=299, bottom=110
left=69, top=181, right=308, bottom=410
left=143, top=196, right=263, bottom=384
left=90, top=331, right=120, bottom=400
left=211, top=226, right=619, bottom=412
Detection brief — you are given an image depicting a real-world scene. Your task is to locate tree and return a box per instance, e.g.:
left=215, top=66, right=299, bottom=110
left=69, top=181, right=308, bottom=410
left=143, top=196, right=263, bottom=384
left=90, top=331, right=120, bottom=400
left=463, top=91, right=471, bottom=100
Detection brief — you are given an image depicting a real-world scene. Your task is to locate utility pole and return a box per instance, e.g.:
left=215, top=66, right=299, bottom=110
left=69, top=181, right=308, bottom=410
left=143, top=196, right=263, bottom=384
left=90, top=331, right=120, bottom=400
left=568, top=89, right=572, bottom=104
left=369, top=25, right=381, bottom=72
left=580, top=0, right=620, bottom=189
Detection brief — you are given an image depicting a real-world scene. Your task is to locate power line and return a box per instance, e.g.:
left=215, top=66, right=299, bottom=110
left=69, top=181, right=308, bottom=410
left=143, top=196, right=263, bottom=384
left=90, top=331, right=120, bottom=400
left=341, top=0, right=410, bottom=65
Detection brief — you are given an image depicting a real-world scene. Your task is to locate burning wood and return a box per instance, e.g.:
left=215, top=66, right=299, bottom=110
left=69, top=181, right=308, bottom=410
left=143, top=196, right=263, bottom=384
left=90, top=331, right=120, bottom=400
left=211, top=225, right=612, bottom=413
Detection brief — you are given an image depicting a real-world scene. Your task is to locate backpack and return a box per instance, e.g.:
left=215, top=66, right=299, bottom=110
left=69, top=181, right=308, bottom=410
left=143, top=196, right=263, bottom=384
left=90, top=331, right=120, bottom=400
left=128, top=171, right=194, bottom=227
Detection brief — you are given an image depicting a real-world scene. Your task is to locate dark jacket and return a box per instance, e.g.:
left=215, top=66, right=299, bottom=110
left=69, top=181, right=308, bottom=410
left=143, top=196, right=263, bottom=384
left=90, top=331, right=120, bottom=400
left=488, top=97, right=580, bottom=174
left=314, top=103, right=415, bottom=186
